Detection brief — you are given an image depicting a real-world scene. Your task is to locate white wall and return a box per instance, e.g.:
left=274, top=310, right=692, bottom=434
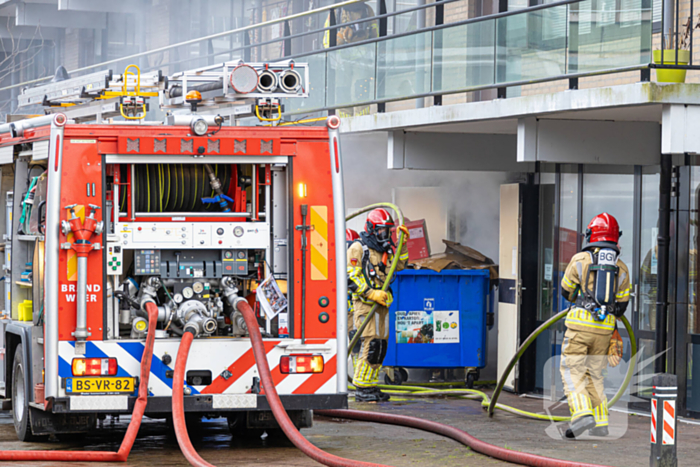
left=342, top=132, right=507, bottom=260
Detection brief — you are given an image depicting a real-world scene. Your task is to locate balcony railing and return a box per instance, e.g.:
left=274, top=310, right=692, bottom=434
left=282, top=0, right=653, bottom=115
left=0, top=0, right=671, bottom=119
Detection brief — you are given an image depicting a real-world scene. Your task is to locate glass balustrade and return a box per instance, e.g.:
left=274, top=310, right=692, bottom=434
left=0, top=0, right=653, bottom=118
left=285, top=0, right=651, bottom=114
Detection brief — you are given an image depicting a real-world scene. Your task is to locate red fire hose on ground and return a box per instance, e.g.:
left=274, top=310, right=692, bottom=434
left=317, top=410, right=607, bottom=467
left=172, top=330, right=216, bottom=467
left=171, top=299, right=616, bottom=467
left=0, top=301, right=159, bottom=462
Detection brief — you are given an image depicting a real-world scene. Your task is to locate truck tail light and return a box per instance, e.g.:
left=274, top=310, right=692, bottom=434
left=72, top=358, right=118, bottom=376
left=279, top=354, right=324, bottom=374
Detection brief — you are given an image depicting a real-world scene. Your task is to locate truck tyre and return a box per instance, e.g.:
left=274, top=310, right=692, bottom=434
left=12, top=344, right=35, bottom=441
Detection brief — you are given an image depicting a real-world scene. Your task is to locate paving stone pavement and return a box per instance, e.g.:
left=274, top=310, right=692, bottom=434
left=0, top=390, right=696, bottom=466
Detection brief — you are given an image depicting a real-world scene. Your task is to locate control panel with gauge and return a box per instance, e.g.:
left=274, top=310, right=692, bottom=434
left=118, top=222, right=269, bottom=250
left=133, top=249, right=250, bottom=277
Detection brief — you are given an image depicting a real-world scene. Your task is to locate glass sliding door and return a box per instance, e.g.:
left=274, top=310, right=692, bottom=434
left=635, top=168, right=660, bottom=401
left=535, top=164, right=662, bottom=406
left=685, top=166, right=700, bottom=415
left=535, top=169, right=555, bottom=392
left=535, top=165, right=578, bottom=396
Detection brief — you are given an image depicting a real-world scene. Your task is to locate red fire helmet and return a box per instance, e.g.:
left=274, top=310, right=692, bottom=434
left=585, top=212, right=621, bottom=244
left=365, top=208, right=395, bottom=234
left=346, top=229, right=360, bottom=242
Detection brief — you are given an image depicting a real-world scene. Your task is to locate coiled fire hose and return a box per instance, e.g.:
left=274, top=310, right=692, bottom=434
left=0, top=301, right=158, bottom=462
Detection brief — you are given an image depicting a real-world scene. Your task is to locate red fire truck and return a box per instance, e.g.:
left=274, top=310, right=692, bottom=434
left=0, top=61, right=348, bottom=441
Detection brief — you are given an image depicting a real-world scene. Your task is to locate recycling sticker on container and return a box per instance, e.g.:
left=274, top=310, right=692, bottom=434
left=395, top=309, right=459, bottom=344
left=433, top=311, right=460, bottom=343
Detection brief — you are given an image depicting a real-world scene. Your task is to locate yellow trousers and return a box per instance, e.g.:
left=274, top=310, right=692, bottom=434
left=352, top=300, right=389, bottom=388
left=560, top=328, right=610, bottom=426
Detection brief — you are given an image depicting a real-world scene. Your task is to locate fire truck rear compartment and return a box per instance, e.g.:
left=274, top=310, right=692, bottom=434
left=106, top=160, right=285, bottom=341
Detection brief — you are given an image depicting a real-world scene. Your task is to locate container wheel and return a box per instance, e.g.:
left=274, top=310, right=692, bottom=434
left=12, top=344, right=35, bottom=441
left=466, top=372, right=475, bottom=389
left=383, top=367, right=406, bottom=386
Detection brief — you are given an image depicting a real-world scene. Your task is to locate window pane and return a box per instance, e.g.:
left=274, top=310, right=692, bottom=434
left=538, top=182, right=556, bottom=321
left=326, top=43, right=376, bottom=108
left=376, top=31, right=431, bottom=101
left=689, top=167, right=700, bottom=334
left=495, top=5, right=568, bottom=84
left=557, top=172, right=579, bottom=313
left=568, top=0, right=652, bottom=74
left=689, top=344, right=700, bottom=412
left=582, top=172, right=634, bottom=318
left=432, top=20, right=495, bottom=93
left=640, top=172, right=659, bottom=332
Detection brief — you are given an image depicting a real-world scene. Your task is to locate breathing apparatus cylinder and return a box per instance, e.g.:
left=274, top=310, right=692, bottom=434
left=577, top=247, right=620, bottom=321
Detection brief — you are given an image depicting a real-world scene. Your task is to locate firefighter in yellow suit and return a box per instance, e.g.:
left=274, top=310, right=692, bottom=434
left=560, top=213, right=630, bottom=438
left=347, top=208, right=409, bottom=402
left=346, top=228, right=361, bottom=370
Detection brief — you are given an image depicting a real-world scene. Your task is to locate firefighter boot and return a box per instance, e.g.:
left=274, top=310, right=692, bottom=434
left=565, top=415, right=597, bottom=439
left=371, top=387, right=391, bottom=402
left=589, top=426, right=609, bottom=437
left=355, top=386, right=381, bottom=402
left=589, top=399, right=609, bottom=436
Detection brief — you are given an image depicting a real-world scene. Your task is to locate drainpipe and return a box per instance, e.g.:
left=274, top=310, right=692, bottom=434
left=663, top=0, right=674, bottom=51
left=655, top=154, right=672, bottom=373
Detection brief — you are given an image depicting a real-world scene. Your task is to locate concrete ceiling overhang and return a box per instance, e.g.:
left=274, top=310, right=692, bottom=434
left=340, top=83, right=695, bottom=135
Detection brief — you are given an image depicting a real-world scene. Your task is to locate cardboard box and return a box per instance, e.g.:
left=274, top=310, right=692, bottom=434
left=392, top=219, right=430, bottom=261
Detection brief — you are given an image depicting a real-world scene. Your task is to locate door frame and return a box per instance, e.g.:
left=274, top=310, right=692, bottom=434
left=534, top=163, right=663, bottom=408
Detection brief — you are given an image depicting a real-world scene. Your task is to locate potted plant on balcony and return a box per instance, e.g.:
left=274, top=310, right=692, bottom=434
left=654, top=16, right=697, bottom=83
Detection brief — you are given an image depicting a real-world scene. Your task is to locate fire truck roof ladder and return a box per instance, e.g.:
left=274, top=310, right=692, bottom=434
left=17, top=66, right=164, bottom=123
left=15, top=60, right=309, bottom=125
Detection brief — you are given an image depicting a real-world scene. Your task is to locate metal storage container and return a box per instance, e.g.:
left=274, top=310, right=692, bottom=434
left=383, top=269, right=490, bottom=379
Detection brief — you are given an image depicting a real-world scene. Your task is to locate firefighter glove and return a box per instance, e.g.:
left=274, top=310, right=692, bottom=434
left=398, top=225, right=410, bottom=239
left=608, top=329, right=623, bottom=367
left=367, top=289, right=388, bottom=307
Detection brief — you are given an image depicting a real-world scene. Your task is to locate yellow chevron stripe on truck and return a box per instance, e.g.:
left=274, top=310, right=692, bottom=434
left=310, top=206, right=328, bottom=280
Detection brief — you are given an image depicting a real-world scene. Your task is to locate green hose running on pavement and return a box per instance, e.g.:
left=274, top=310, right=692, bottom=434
left=365, top=311, right=636, bottom=423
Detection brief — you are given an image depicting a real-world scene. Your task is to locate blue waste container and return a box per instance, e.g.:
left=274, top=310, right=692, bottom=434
left=383, top=269, right=490, bottom=374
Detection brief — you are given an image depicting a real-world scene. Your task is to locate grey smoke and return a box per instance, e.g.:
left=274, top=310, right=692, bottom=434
left=341, top=131, right=507, bottom=261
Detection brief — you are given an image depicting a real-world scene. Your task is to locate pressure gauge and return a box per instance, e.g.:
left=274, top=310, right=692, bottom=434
left=216, top=227, right=224, bottom=235
left=234, top=226, right=244, bottom=237
left=224, top=250, right=233, bottom=259
left=173, top=293, right=184, bottom=304
left=237, top=251, right=246, bottom=260
left=182, top=287, right=194, bottom=300
left=192, top=282, right=204, bottom=294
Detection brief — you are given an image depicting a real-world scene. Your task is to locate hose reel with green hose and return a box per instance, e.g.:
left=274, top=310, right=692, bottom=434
left=345, top=203, right=637, bottom=423
left=126, top=164, right=233, bottom=213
